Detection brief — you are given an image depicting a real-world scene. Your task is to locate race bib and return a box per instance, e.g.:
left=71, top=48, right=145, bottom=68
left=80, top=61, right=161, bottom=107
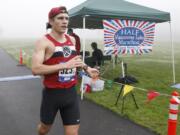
left=58, top=68, right=76, bottom=82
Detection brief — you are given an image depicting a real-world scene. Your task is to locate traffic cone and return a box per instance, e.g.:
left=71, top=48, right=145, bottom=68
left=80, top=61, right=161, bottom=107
left=17, top=49, right=24, bottom=66
left=167, top=91, right=180, bottom=135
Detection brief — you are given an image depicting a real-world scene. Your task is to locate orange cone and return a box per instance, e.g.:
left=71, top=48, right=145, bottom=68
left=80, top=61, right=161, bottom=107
left=167, top=91, right=180, bottom=135
left=17, top=49, right=24, bottom=66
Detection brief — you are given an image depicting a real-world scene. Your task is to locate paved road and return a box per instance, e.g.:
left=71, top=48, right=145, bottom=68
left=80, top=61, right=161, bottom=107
left=0, top=49, right=156, bottom=135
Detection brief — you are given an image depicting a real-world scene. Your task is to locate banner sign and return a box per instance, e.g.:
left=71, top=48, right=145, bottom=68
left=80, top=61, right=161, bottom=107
left=103, top=19, right=156, bottom=55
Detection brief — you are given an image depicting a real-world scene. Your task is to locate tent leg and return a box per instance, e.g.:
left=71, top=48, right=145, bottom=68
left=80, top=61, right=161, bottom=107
left=82, top=17, right=86, bottom=62
left=169, top=21, right=176, bottom=84
left=81, top=16, right=87, bottom=100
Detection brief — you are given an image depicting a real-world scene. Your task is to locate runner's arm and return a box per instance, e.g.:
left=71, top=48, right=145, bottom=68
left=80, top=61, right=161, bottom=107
left=31, top=39, right=66, bottom=75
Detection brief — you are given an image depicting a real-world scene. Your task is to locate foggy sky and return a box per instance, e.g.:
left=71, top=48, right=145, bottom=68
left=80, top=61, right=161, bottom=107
left=0, top=0, right=179, bottom=41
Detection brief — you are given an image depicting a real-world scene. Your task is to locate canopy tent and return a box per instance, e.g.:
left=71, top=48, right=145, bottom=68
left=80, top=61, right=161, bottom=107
left=68, top=0, right=175, bottom=99
left=68, top=0, right=170, bottom=29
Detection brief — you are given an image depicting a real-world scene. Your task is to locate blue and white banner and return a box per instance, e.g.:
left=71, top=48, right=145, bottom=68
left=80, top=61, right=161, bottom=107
left=103, top=19, right=156, bottom=55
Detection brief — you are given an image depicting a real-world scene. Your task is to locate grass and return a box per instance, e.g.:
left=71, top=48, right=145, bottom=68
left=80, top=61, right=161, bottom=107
left=0, top=39, right=35, bottom=67
left=0, top=39, right=180, bottom=135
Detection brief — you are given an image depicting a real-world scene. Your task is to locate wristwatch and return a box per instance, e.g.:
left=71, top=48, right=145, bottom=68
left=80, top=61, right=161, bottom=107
left=82, top=64, right=88, bottom=71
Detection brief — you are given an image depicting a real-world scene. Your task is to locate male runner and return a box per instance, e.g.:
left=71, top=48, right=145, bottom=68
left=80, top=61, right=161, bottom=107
left=31, top=6, right=97, bottom=135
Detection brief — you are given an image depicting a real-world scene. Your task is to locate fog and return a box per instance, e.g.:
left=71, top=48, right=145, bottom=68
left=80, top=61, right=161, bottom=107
left=0, top=0, right=179, bottom=42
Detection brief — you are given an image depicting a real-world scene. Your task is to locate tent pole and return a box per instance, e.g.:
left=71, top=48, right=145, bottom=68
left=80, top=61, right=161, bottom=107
left=81, top=15, right=86, bottom=100
left=169, top=21, right=176, bottom=84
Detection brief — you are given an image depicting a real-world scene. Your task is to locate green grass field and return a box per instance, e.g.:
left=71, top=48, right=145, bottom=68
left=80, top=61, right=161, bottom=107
left=0, top=39, right=180, bottom=135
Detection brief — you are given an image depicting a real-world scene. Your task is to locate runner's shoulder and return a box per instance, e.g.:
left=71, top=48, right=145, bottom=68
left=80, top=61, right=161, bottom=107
left=68, top=35, right=76, bottom=46
left=35, top=36, right=53, bottom=49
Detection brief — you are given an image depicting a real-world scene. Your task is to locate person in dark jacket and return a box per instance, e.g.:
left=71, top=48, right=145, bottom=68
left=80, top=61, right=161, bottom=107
left=91, top=42, right=103, bottom=67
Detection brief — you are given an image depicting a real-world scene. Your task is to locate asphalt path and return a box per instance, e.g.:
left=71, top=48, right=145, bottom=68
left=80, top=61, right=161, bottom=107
left=0, top=48, right=156, bottom=135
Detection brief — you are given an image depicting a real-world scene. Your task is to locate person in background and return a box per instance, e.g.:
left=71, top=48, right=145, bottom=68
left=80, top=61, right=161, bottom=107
left=91, top=42, right=103, bottom=67
left=68, top=28, right=81, bottom=55
left=31, top=6, right=98, bottom=135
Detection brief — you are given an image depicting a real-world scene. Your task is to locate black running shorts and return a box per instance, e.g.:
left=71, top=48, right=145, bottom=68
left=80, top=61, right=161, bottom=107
left=40, top=86, right=80, bottom=125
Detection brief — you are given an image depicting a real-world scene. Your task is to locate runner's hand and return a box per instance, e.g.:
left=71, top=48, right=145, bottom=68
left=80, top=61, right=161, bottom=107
left=86, top=67, right=99, bottom=78
left=64, top=56, right=84, bottom=69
